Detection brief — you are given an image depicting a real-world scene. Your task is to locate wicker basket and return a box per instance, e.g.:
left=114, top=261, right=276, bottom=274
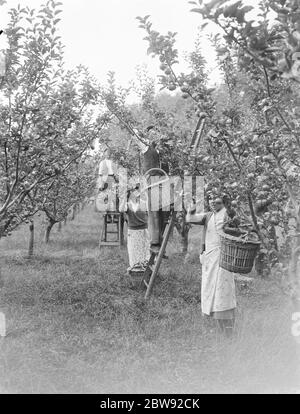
left=141, top=168, right=170, bottom=210
left=219, top=232, right=261, bottom=274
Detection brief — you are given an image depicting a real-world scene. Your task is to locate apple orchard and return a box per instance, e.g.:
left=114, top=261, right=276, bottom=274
left=0, top=0, right=300, bottom=299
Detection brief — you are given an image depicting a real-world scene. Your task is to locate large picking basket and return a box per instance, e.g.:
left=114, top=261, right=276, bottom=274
left=141, top=168, right=171, bottom=210
left=219, top=232, right=261, bottom=274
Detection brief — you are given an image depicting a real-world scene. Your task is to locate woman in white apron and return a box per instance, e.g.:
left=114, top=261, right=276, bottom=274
left=186, top=196, right=237, bottom=336
left=124, top=185, right=150, bottom=274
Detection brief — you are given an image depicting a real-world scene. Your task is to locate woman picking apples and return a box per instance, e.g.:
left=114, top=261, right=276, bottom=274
left=186, top=195, right=237, bottom=337
left=123, top=183, right=150, bottom=276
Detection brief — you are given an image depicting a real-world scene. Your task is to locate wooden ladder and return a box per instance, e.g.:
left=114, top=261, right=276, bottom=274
left=139, top=117, right=206, bottom=299
left=141, top=209, right=177, bottom=299
left=99, top=212, right=124, bottom=247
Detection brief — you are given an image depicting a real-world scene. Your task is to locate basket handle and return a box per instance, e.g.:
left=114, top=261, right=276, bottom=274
left=142, top=168, right=169, bottom=192
left=144, top=167, right=169, bottom=180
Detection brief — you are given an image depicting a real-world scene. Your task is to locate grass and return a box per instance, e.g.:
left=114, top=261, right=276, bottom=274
left=0, top=205, right=299, bottom=394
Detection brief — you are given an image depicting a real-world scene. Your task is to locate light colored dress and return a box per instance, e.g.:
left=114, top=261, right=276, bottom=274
left=126, top=199, right=150, bottom=269
left=127, top=228, right=150, bottom=268
left=201, top=208, right=237, bottom=317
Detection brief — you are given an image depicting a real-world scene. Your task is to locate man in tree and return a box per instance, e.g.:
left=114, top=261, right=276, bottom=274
left=132, top=125, right=169, bottom=254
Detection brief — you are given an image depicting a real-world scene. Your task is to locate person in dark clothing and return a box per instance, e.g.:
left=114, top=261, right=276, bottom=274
left=132, top=126, right=169, bottom=253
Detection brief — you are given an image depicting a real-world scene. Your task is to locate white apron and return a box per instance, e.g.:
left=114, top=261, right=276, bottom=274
left=201, top=208, right=237, bottom=315
left=127, top=228, right=150, bottom=268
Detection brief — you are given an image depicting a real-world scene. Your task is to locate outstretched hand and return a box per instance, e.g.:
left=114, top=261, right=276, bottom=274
left=186, top=201, right=196, bottom=215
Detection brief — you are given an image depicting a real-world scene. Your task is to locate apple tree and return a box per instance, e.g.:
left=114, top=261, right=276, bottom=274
left=136, top=5, right=300, bottom=278
left=189, top=0, right=300, bottom=297
left=0, top=1, right=101, bottom=241
left=40, top=155, right=97, bottom=243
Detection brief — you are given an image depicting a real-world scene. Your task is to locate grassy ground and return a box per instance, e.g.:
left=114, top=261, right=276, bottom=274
left=0, top=205, right=299, bottom=394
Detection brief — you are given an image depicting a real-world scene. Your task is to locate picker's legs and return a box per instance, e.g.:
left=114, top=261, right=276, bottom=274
left=210, top=308, right=236, bottom=337
left=216, top=319, right=235, bottom=337
left=148, top=210, right=170, bottom=253
left=148, top=210, right=161, bottom=251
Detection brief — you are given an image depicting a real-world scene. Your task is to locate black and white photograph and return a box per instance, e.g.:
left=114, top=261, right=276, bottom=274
left=0, top=0, right=299, bottom=397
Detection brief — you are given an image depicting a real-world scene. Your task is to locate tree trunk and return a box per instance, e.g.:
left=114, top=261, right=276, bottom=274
left=178, top=225, right=189, bottom=253
left=71, top=203, right=78, bottom=221
left=28, top=220, right=34, bottom=257
left=45, top=219, right=55, bottom=243
left=175, top=214, right=190, bottom=253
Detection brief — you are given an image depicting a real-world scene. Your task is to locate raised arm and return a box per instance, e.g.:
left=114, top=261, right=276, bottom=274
left=186, top=210, right=207, bottom=225
left=135, top=138, right=148, bottom=153
left=131, top=128, right=149, bottom=153
left=98, top=159, right=105, bottom=176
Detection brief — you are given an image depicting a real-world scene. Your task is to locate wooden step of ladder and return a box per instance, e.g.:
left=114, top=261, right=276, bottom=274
left=141, top=209, right=177, bottom=299
left=99, top=212, right=124, bottom=247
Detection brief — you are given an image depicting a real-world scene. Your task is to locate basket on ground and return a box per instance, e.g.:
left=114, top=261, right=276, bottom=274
left=219, top=232, right=260, bottom=274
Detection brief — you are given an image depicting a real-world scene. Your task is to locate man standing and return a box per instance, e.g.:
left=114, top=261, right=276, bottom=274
left=96, top=147, right=119, bottom=212
left=186, top=196, right=237, bottom=336
left=98, top=148, right=117, bottom=190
